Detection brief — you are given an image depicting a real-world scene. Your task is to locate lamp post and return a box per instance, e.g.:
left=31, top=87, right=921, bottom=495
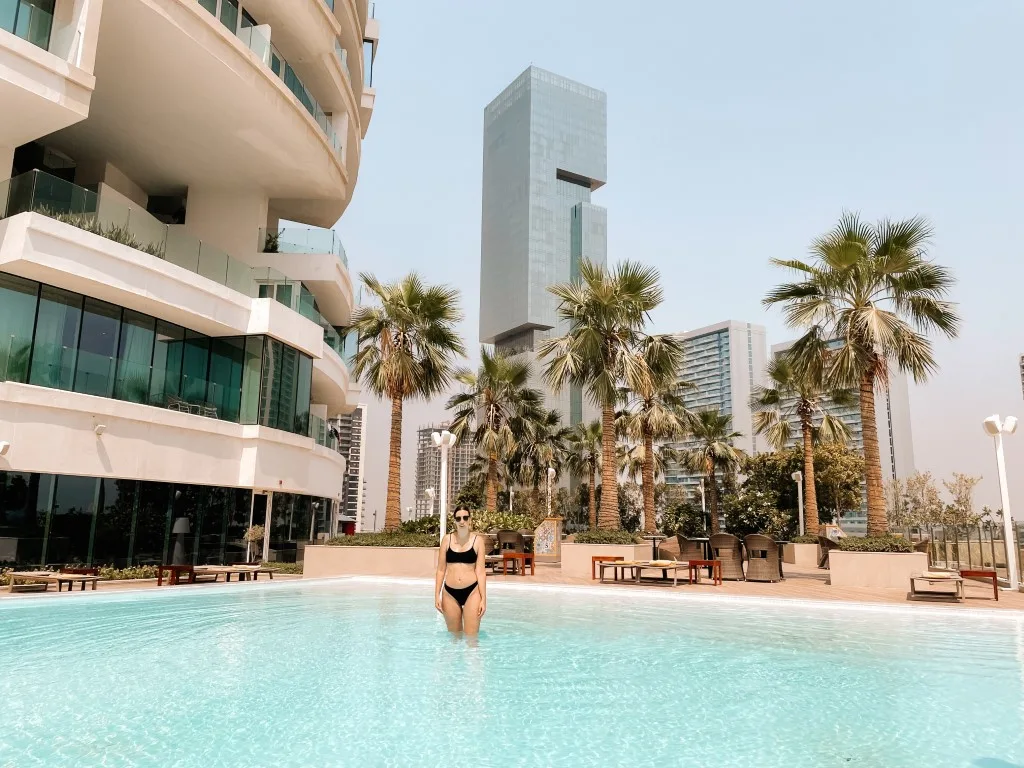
left=984, top=414, right=1018, bottom=591
left=698, top=479, right=707, bottom=530
left=509, top=489, right=514, bottom=512
left=546, top=466, right=556, bottom=517
left=432, top=430, right=455, bottom=544
left=425, top=487, right=436, bottom=521
left=791, top=471, right=804, bottom=536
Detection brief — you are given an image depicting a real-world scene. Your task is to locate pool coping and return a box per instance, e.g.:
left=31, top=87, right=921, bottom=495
left=3, top=573, right=1024, bottom=621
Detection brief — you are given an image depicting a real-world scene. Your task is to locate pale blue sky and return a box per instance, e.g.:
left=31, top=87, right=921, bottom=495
left=339, top=0, right=1024, bottom=524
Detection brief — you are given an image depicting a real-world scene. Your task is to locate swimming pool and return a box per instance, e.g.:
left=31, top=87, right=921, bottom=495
left=2, top=579, right=1023, bottom=767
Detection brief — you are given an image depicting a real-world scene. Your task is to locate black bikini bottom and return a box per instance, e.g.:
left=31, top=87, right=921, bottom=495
left=444, top=582, right=478, bottom=608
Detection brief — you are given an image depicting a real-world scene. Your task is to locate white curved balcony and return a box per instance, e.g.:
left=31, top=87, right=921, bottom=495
left=46, top=0, right=355, bottom=228
left=0, top=380, right=346, bottom=498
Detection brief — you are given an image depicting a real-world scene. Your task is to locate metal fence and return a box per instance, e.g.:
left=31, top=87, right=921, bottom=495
left=892, top=523, right=1024, bottom=584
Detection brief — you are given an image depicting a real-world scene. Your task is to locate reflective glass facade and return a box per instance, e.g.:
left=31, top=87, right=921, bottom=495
left=480, top=67, right=607, bottom=427
left=0, top=272, right=313, bottom=437
left=0, top=472, right=331, bottom=567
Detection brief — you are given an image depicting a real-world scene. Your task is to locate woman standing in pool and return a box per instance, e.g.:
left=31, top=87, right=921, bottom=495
left=434, top=506, right=487, bottom=635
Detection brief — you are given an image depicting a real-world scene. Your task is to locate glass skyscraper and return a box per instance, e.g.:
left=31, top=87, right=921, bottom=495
left=479, top=66, right=607, bottom=426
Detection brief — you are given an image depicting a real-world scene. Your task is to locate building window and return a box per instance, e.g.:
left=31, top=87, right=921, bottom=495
left=1, top=272, right=315, bottom=439
left=363, top=39, right=374, bottom=87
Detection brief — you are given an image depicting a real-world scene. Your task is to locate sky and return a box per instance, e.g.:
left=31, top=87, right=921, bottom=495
left=337, top=0, right=1024, bottom=528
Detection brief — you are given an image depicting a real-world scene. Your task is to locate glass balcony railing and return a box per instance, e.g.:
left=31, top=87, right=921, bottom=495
left=334, top=40, right=350, bottom=84
left=308, top=413, right=338, bottom=450
left=259, top=226, right=347, bottom=266
left=282, top=62, right=344, bottom=159
left=1, top=0, right=54, bottom=50
left=0, top=172, right=348, bottom=366
left=323, top=0, right=335, bottom=11
left=238, top=24, right=271, bottom=67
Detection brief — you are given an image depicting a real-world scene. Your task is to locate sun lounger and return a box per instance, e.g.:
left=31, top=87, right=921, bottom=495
left=192, top=564, right=274, bottom=582
left=633, top=560, right=689, bottom=586
left=910, top=571, right=964, bottom=602
left=7, top=570, right=102, bottom=593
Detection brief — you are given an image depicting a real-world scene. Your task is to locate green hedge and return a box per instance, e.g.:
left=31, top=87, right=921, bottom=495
left=790, top=535, right=819, bottom=545
left=326, top=533, right=438, bottom=548
left=98, top=566, right=160, bottom=580
left=262, top=562, right=303, bottom=574
left=572, top=530, right=641, bottom=545
left=838, top=535, right=913, bottom=553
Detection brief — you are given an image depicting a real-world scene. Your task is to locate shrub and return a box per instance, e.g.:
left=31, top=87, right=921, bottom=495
left=722, top=489, right=796, bottom=540
left=790, top=535, right=819, bottom=544
left=399, top=510, right=535, bottom=536
left=262, top=562, right=303, bottom=574
left=660, top=501, right=707, bottom=538
left=326, top=533, right=438, bottom=547
left=97, top=566, right=159, bottom=580
left=572, top=530, right=641, bottom=545
left=838, top=535, right=914, bottom=553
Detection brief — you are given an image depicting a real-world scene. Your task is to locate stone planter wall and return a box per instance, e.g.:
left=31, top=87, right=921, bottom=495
left=782, top=543, right=818, bottom=567
left=827, top=550, right=928, bottom=589
left=561, top=543, right=652, bottom=580
left=303, top=545, right=438, bottom=579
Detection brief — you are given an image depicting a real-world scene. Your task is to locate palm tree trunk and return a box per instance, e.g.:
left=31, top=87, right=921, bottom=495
left=485, top=455, right=498, bottom=512
left=588, top=464, right=597, bottom=530
left=860, top=371, right=887, bottom=536
left=599, top=404, right=619, bottom=530
left=642, top=430, right=656, bottom=533
left=801, top=419, right=820, bottom=536
left=707, top=465, right=720, bottom=534
left=383, top=396, right=404, bottom=531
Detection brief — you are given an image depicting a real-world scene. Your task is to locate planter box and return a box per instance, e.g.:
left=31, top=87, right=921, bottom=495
left=303, top=545, right=438, bottom=579
left=560, top=543, right=652, bottom=580
left=828, top=550, right=928, bottom=589
left=782, top=543, right=818, bottom=567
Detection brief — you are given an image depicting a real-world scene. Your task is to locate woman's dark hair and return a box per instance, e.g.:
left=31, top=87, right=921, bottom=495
left=454, top=506, right=472, bottom=515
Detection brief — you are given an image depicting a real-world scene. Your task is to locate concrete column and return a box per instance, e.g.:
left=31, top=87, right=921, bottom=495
left=75, top=160, right=147, bottom=206
left=50, top=0, right=105, bottom=70
left=0, top=146, right=14, bottom=180
left=185, top=188, right=269, bottom=262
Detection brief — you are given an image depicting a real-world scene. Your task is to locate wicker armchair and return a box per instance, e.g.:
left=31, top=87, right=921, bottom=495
left=495, top=529, right=525, bottom=573
left=817, top=535, right=840, bottom=569
left=743, top=534, right=782, bottom=582
left=709, top=533, right=745, bottom=580
left=913, top=538, right=932, bottom=566
left=657, top=535, right=682, bottom=561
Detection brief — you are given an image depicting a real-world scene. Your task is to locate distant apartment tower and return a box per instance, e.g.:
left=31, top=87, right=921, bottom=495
left=334, top=403, right=367, bottom=533
left=479, top=66, right=607, bottom=427
left=413, top=425, right=478, bottom=518
left=664, top=321, right=769, bottom=496
left=770, top=340, right=915, bottom=534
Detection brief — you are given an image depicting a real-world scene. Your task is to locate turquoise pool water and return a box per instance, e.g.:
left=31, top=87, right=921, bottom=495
left=2, top=579, right=1023, bottom=767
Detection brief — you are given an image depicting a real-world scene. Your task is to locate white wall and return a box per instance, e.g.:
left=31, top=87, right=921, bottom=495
left=186, top=188, right=269, bottom=264
left=0, top=381, right=345, bottom=498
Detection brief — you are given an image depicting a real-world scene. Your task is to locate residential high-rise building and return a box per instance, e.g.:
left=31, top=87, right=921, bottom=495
left=479, top=66, right=607, bottom=428
left=413, top=425, right=478, bottom=519
left=0, top=1, right=378, bottom=566
left=665, top=321, right=768, bottom=497
left=334, top=402, right=367, bottom=534
left=770, top=340, right=916, bottom=534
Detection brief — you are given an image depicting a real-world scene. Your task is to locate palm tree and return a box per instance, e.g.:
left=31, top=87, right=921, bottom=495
left=350, top=273, right=465, bottom=531
left=764, top=213, right=959, bottom=535
left=619, top=335, right=690, bottom=533
left=540, top=260, right=665, bottom=530
left=446, top=347, right=544, bottom=511
left=564, top=419, right=602, bottom=529
left=750, top=350, right=853, bottom=536
left=682, top=410, right=744, bottom=534
left=508, top=409, right=569, bottom=518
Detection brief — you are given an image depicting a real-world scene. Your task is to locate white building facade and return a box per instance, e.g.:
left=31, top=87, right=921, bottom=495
left=0, top=0, right=378, bottom=566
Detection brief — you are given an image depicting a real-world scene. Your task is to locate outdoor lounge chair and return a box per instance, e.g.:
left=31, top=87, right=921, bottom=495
left=494, top=530, right=525, bottom=573
left=658, top=535, right=704, bottom=563
left=709, top=533, right=745, bottom=580
left=913, top=538, right=932, bottom=566
left=817, top=535, right=841, bottom=569
left=743, top=534, right=782, bottom=582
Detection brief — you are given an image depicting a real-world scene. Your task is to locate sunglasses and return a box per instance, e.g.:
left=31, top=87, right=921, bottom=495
left=454, top=514, right=471, bottom=522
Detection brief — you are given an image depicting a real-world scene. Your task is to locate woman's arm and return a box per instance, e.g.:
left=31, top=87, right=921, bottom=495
left=434, top=535, right=448, bottom=612
left=475, top=537, right=487, bottom=618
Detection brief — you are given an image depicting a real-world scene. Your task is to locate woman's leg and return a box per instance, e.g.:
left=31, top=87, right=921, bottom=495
left=461, top=588, right=483, bottom=636
left=440, top=588, right=464, bottom=633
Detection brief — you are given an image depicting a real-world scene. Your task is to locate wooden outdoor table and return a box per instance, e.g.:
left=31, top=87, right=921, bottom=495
left=156, top=564, right=196, bottom=586
left=687, top=559, right=723, bottom=586
left=591, top=555, right=624, bottom=580
left=598, top=561, right=638, bottom=583
left=960, top=569, right=999, bottom=600
left=502, top=552, right=534, bottom=575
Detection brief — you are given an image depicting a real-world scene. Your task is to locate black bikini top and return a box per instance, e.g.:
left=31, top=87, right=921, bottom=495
left=445, top=534, right=477, bottom=564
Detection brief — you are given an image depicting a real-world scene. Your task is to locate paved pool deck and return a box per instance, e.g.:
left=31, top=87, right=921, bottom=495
left=4, top=563, right=1023, bottom=610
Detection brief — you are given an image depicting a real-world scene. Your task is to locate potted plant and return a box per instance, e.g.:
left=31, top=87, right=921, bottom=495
left=783, top=534, right=820, bottom=567
left=827, top=535, right=926, bottom=588
left=244, top=525, right=265, bottom=563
